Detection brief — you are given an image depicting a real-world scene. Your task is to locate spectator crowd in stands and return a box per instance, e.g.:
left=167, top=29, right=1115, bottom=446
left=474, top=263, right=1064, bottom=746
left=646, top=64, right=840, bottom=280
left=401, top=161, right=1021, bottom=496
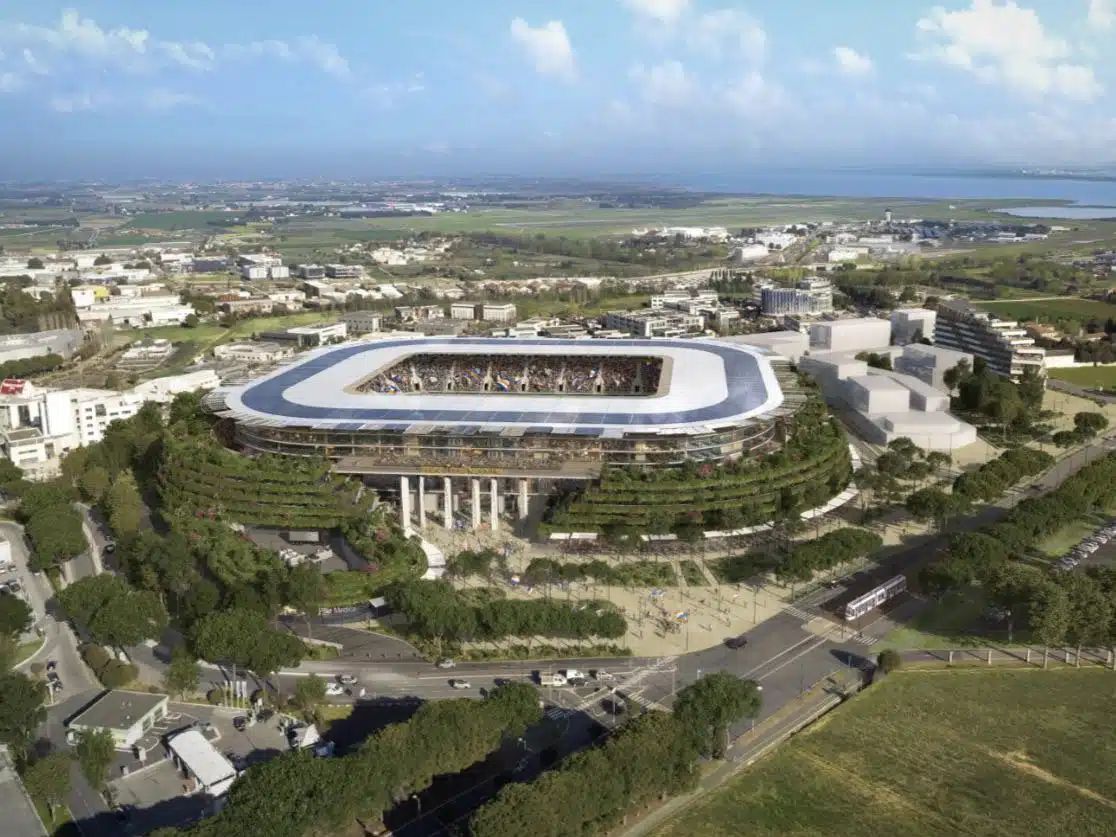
left=359, top=354, right=662, bottom=396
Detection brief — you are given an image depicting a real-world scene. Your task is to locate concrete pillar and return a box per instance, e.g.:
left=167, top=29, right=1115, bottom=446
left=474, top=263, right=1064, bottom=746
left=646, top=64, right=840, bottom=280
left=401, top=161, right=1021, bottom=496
left=471, top=478, right=482, bottom=530
left=518, top=478, right=529, bottom=520
left=489, top=478, right=499, bottom=532
left=443, top=476, right=453, bottom=530
left=418, top=476, right=427, bottom=529
left=399, top=475, right=412, bottom=536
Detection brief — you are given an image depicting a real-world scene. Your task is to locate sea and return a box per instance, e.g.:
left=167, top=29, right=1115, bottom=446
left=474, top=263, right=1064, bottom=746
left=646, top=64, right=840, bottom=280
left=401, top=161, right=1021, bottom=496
left=666, top=170, right=1116, bottom=214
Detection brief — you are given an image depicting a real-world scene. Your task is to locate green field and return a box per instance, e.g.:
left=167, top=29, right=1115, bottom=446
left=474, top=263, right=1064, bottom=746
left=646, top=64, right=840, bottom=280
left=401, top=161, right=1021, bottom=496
left=876, top=588, right=989, bottom=650
left=974, top=297, right=1116, bottom=323
left=655, top=670, right=1116, bottom=837
left=1049, top=365, right=1116, bottom=389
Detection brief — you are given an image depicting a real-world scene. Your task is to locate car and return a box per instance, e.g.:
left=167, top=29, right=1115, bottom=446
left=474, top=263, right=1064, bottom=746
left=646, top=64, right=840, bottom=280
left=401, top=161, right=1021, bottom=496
left=325, top=682, right=345, bottom=696
left=725, top=635, right=748, bottom=649
left=591, top=669, right=615, bottom=682
left=103, top=541, right=116, bottom=554
left=233, top=716, right=249, bottom=732
left=46, top=660, right=57, bottom=672
left=561, top=669, right=585, bottom=681
left=337, top=674, right=358, bottom=686
left=449, top=679, right=472, bottom=689
left=436, top=658, right=456, bottom=669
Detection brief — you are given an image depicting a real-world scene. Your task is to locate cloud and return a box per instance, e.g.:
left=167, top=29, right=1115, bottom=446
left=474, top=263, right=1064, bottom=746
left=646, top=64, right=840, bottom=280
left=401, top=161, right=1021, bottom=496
left=688, top=10, right=766, bottom=62
left=363, top=74, right=427, bottom=108
left=0, top=72, right=21, bottom=93
left=509, top=18, right=576, bottom=81
left=22, top=49, right=49, bottom=75
left=294, top=35, right=350, bottom=79
left=1088, top=0, right=1115, bottom=30
left=620, top=0, right=691, bottom=24
left=721, top=71, right=786, bottom=117
left=833, top=46, right=873, bottom=76
left=913, top=0, right=1101, bottom=101
left=49, top=91, right=106, bottom=112
left=629, top=60, right=695, bottom=107
left=144, top=89, right=203, bottom=110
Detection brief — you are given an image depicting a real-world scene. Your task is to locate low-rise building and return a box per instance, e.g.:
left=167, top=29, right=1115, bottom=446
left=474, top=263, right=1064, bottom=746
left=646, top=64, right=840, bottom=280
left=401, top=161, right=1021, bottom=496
left=604, top=310, right=704, bottom=338
left=166, top=729, right=238, bottom=798
left=132, top=370, right=220, bottom=403
left=808, top=317, right=891, bottom=353
left=66, top=690, right=169, bottom=750
left=296, top=264, right=326, bottom=280
left=894, top=343, right=973, bottom=390
left=260, top=322, right=347, bottom=348
left=890, top=308, right=937, bottom=345
left=340, top=311, right=383, bottom=335
left=757, top=278, right=834, bottom=316
left=213, top=341, right=295, bottom=364
left=450, top=302, right=479, bottom=320
left=481, top=302, right=517, bottom=322
left=0, top=328, right=84, bottom=365
left=325, top=264, right=363, bottom=279
left=727, top=330, right=810, bottom=362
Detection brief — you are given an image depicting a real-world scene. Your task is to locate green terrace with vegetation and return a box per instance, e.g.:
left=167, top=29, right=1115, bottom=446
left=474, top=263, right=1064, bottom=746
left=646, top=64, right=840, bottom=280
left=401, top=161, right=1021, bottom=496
left=157, top=429, right=372, bottom=529
left=545, top=398, right=851, bottom=536
left=655, top=670, right=1116, bottom=837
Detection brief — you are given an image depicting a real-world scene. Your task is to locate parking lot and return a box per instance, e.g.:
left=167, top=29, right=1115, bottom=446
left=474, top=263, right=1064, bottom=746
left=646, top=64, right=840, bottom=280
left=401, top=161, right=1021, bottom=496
left=109, top=702, right=291, bottom=833
left=1055, top=517, right=1116, bottom=572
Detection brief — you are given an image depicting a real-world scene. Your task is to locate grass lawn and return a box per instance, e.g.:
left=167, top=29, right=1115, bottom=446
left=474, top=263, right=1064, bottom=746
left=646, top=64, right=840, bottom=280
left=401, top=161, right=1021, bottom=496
left=655, top=669, right=1116, bottom=837
left=1034, top=518, right=1100, bottom=558
left=974, top=297, right=1116, bottom=323
left=1049, top=365, right=1116, bottom=390
left=876, top=588, right=988, bottom=650
left=13, top=638, right=42, bottom=666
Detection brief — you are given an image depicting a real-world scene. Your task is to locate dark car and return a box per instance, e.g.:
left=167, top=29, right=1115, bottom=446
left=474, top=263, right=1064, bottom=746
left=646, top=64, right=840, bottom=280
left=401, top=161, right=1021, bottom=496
left=725, top=635, right=748, bottom=649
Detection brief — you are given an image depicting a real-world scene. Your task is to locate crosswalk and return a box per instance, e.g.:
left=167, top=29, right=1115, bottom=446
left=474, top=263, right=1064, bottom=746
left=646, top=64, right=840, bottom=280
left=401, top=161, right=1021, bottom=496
left=781, top=604, right=818, bottom=623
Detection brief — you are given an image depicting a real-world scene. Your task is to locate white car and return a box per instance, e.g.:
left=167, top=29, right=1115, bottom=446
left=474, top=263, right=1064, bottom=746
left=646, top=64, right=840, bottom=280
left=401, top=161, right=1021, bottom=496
left=337, top=674, right=358, bottom=686
left=325, top=682, right=345, bottom=697
left=449, top=679, right=472, bottom=689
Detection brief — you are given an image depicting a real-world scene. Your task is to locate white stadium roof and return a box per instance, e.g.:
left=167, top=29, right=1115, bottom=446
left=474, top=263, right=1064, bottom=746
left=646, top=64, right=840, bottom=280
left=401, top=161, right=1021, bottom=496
left=219, top=337, right=783, bottom=435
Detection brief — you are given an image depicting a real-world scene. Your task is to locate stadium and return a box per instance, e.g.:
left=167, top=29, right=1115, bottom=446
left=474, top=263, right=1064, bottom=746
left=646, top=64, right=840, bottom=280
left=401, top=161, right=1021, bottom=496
left=207, top=336, right=842, bottom=535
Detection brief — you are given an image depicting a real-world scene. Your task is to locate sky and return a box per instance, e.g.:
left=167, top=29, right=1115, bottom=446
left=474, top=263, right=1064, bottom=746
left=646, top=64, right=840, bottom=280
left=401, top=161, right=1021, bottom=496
left=0, top=0, right=1114, bottom=181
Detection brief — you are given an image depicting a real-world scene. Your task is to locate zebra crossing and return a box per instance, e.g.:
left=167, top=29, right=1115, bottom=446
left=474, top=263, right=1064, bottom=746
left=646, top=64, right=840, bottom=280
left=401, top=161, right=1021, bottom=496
left=781, top=603, right=819, bottom=623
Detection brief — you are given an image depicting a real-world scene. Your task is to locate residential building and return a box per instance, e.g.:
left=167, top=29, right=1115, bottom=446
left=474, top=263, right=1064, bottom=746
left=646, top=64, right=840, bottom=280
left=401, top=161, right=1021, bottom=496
left=220, top=296, right=275, bottom=315
left=604, top=309, right=704, bottom=338
left=395, top=305, right=445, bottom=321
left=807, top=317, right=891, bottom=353
left=650, top=290, right=719, bottom=311
left=758, top=278, right=834, bottom=316
left=190, top=257, right=230, bottom=274
left=933, top=299, right=1046, bottom=379
left=132, top=370, right=220, bottom=403
left=890, top=308, right=937, bottom=345
left=481, top=303, right=517, bottom=322
left=340, top=311, right=383, bottom=334
left=450, top=302, right=479, bottom=320
left=66, top=690, right=169, bottom=750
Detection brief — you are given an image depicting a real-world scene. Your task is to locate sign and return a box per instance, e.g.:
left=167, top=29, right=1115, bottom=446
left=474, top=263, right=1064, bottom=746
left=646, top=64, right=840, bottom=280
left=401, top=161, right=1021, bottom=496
left=0, top=379, right=26, bottom=395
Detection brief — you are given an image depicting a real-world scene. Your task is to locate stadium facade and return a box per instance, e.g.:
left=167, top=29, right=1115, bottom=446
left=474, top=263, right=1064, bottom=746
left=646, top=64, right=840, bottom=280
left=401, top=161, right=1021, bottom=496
left=207, top=336, right=808, bottom=533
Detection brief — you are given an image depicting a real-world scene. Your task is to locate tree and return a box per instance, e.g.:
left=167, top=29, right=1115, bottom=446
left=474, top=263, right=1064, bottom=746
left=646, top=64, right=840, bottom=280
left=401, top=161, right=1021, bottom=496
left=876, top=648, right=902, bottom=675
left=183, top=313, right=200, bottom=328
left=0, top=594, right=32, bottom=637
left=1074, top=411, right=1109, bottom=439
left=105, top=471, right=143, bottom=538
left=294, top=674, right=327, bottom=715
left=190, top=609, right=304, bottom=675
left=942, top=358, right=970, bottom=393
left=673, top=672, right=762, bottom=758
left=0, top=672, right=46, bottom=756
left=79, top=465, right=111, bottom=503
left=74, top=728, right=115, bottom=790
left=163, top=646, right=200, bottom=698
left=58, top=575, right=168, bottom=648
left=93, top=254, right=112, bottom=266
left=26, top=257, right=44, bottom=269
left=905, top=487, right=958, bottom=527
left=22, top=752, right=72, bottom=820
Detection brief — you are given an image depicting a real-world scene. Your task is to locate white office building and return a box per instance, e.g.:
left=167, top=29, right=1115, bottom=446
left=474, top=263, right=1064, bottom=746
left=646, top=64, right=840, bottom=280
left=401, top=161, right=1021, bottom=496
left=481, top=303, right=517, bottom=323
left=340, top=311, right=384, bottom=334
left=890, top=308, right=936, bottom=345
left=758, top=278, right=834, bottom=316
left=213, top=341, right=295, bottom=365
left=808, top=317, right=892, bottom=353
left=894, top=344, right=973, bottom=390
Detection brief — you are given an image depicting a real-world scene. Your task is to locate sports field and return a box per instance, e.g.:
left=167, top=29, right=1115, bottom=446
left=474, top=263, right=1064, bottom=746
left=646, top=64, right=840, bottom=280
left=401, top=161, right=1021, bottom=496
left=974, top=297, right=1116, bottom=323
left=1048, top=365, right=1116, bottom=389
left=654, top=670, right=1116, bottom=837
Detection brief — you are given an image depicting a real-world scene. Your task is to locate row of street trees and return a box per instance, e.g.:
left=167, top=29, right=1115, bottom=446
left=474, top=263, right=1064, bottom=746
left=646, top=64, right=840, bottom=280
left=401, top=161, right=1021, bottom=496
left=471, top=673, right=761, bottom=837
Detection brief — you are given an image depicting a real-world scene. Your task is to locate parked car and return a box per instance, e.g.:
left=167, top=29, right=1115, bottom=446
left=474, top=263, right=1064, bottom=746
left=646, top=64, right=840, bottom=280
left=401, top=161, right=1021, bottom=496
left=325, top=682, right=345, bottom=697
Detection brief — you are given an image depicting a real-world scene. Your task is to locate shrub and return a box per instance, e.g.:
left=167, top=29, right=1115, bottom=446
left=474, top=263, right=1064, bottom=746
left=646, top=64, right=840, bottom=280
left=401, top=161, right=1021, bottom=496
left=206, top=688, right=223, bottom=705
left=99, top=661, right=137, bottom=689
left=876, top=649, right=902, bottom=675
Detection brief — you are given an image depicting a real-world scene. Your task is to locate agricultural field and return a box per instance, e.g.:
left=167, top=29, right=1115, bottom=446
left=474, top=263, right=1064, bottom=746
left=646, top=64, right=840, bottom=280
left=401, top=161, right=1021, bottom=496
left=974, top=297, right=1116, bottom=323
left=655, top=670, right=1116, bottom=837
left=1048, top=365, right=1116, bottom=390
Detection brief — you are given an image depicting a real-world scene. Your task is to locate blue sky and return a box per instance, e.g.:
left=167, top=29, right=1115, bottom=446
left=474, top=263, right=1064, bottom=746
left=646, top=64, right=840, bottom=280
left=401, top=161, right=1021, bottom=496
left=0, top=0, right=1114, bottom=179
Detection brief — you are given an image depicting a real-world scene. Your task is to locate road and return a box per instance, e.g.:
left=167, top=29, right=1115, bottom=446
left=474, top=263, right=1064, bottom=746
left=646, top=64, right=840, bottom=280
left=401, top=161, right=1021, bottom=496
left=41, top=430, right=1116, bottom=834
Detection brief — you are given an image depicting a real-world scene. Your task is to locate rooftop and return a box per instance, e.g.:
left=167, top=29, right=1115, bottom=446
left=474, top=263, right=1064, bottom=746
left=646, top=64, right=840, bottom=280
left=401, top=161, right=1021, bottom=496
left=166, top=729, right=237, bottom=795
left=68, top=690, right=168, bottom=732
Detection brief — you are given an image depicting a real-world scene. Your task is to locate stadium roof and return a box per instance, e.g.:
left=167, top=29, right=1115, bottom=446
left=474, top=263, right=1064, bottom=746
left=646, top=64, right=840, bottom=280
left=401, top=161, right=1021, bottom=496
left=220, top=337, right=783, bottom=434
